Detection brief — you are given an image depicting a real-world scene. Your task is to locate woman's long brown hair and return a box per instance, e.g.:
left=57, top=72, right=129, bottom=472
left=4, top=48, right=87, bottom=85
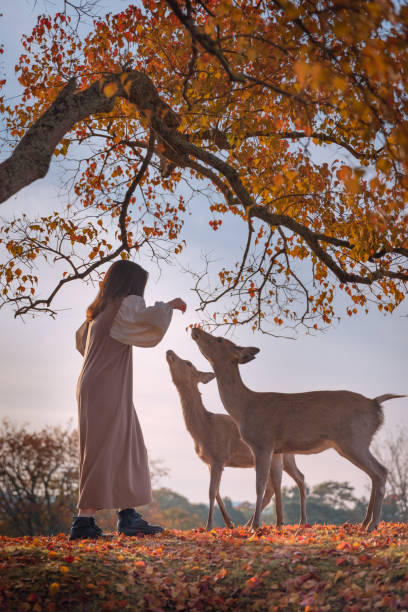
left=86, top=260, right=148, bottom=321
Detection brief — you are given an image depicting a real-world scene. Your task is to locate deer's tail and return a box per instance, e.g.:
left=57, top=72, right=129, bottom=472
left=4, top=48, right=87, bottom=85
left=374, top=394, right=406, bottom=404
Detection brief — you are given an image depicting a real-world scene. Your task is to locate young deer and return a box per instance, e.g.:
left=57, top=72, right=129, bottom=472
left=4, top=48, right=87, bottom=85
left=166, top=349, right=307, bottom=530
left=191, top=327, right=405, bottom=531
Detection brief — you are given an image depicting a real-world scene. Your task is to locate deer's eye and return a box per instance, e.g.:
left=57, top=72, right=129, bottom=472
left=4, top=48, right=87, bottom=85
left=217, top=338, right=222, bottom=343
left=186, top=361, right=192, bottom=367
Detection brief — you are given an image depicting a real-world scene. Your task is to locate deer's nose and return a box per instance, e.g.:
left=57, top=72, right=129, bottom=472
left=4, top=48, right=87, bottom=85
left=191, top=327, right=200, bottom=340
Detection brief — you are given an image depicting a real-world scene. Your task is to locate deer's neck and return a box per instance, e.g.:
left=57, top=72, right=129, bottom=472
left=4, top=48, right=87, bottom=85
left=177, top=386, right=209, bottom=439
left=212, top=361, right=249, bottom=423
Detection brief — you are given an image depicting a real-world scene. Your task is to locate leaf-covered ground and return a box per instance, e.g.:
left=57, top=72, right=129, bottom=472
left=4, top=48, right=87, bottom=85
left=1, top=523, right=408, bottom=611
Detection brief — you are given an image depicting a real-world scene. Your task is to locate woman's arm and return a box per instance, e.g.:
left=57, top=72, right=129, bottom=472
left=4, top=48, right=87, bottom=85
left=110, top=295, right=186, bottom=347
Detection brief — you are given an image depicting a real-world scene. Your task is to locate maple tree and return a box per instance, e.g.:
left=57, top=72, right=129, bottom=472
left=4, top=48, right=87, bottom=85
left=0, top=419, right=78, bottom=536
left=0, top=0, right=407, bottom=332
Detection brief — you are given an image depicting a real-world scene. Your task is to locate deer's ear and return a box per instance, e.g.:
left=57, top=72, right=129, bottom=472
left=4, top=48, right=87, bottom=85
left=199, top=371, right=216, bottom=384
left=237, top=346, right=260, bottom=364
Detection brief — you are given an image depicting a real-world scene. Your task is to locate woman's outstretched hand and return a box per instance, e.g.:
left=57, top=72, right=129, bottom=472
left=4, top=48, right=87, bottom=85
left=167, top=298, right=187, bottom=313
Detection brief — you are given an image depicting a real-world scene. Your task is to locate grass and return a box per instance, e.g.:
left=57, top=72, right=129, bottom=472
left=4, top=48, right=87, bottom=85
left=1, top=522, right=408, bottom=611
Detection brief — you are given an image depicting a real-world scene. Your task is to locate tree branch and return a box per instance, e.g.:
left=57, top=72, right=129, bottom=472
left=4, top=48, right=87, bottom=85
left=162, top=129, right=408, bottom=285
left=118, top=131, right=155, bottom=248
left=0, top=71, right=179, bottom=204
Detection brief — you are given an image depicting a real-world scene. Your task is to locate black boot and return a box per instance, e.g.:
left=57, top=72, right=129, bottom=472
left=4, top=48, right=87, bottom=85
left=69, top=516, right=112, bottom=541
left=117, top=508, right=164, bottom=536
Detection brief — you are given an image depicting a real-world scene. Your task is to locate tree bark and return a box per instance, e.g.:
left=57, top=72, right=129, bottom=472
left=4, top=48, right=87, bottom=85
left=0, top=71, right=179, bottom=204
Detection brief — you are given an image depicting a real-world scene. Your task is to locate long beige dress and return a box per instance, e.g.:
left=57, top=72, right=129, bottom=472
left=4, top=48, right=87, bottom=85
left=75, top=295, right=172, bottom=510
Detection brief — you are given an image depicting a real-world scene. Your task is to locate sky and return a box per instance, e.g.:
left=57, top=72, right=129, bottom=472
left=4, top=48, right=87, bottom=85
left=0, top=1, right=407, bottom=510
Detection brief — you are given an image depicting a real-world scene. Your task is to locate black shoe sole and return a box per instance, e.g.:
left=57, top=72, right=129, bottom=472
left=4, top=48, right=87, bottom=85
left=69, top=533, right=114, bottom=541
left=118, top=528, right=163, bottom=536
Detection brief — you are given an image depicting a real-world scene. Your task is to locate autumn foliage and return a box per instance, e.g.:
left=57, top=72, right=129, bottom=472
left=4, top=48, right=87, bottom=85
left=0, top=1, right=407, bottom=332
left=0, top=420, right=78, bottom=537
left=1, top=523, right=408, bottom=611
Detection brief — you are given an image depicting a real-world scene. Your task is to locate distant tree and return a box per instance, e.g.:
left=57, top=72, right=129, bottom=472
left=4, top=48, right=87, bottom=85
left=234, top=500, right=255, bottom=524
left=307, top=481, right=366, bottom=524
left=0, top=419, right=78, bottom=536
left=375, top=429, right=408, bottom=521
left=381, top=495, right=403, bottom=523
left=141, top=488, right=208, bottom=530
left=259, top=481, right=367, bottom=526
left=311, top=480, right=360, bottom=511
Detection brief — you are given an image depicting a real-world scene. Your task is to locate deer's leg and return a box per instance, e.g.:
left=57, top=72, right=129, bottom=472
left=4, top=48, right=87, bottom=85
left=336, top=444, right=387, bottom=531
left=364, top=453, right=387, bottom=531
left=252, top=448, right=273, bottom=530
left=270, top=454, right=283, bottom=527
left=261, top=473, right=275, bottom=511
left=206, top=464, right=223, bottom=530
left=246, top=472, right=275, bottom=529
left=216, top=492, right=234, bottom=529
left=362, top=485, right=376, bottom=528
left=283, top=454, right=307, bottom=525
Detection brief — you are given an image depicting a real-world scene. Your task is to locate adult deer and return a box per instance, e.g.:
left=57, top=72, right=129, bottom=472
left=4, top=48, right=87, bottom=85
left=191, top=327, right=405, bottom=531
left=166, top=349, right=307, bottom=529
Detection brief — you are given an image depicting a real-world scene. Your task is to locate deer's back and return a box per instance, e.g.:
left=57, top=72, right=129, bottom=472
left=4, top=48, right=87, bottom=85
left=239, top=389, right=383, bottom=452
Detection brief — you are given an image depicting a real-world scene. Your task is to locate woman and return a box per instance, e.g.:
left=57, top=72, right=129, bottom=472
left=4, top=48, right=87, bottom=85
left=69, top=260, right=186, bottom=540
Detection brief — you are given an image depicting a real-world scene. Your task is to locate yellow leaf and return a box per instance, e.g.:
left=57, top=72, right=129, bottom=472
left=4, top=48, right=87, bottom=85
left=336, top=165, right=352, bottom=183
left=294, top=60, right=309, bottom=89
left=247, top=48, right=257, bottom=62
left=376, top=157, right=391, bottom=173
left=103, top=82, right=118, bottom=98
left=49, top=582, right=60, bottom=596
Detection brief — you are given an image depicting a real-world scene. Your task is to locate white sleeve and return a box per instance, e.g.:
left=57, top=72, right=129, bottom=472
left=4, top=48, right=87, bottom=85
left=110, top=295, right=173, bottom=347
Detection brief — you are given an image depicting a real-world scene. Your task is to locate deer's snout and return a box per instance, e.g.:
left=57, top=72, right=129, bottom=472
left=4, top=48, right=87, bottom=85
left=191, top=327, right=204, bottom=342
left=166, top=349, right=176, bottom=363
